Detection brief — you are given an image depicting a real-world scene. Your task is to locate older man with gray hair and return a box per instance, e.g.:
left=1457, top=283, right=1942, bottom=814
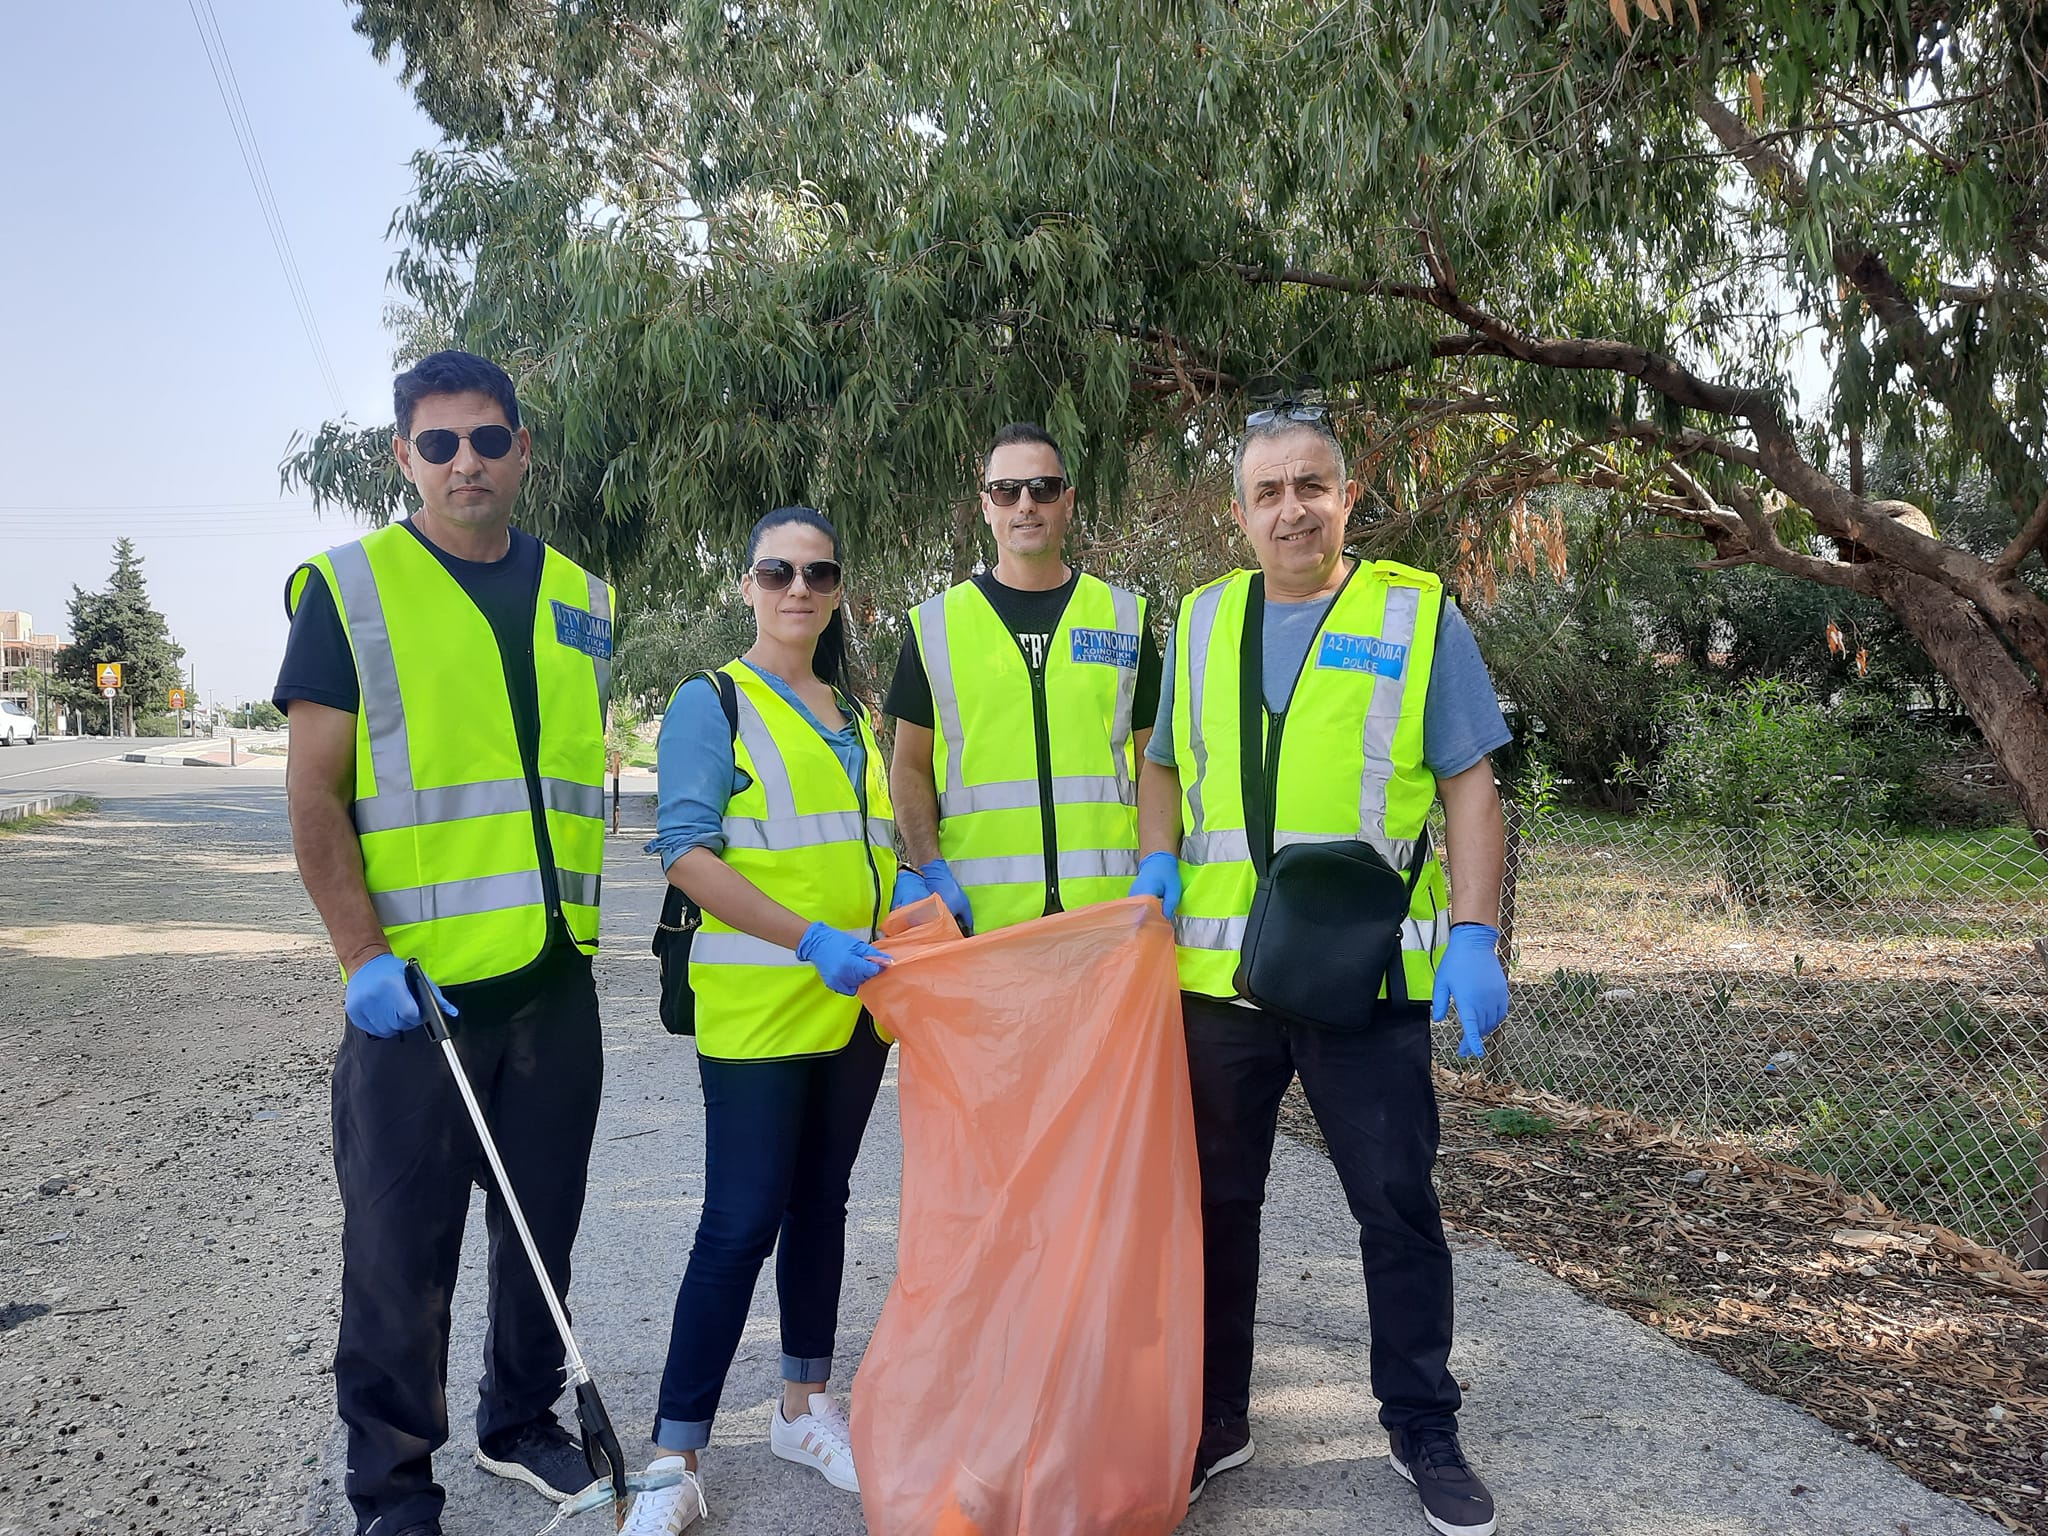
left=1132, top=401, right=1512, bottom=1536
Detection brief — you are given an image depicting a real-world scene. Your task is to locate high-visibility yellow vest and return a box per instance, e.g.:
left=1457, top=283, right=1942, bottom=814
left=687, top=662, right=898, bottom=1061
left=910, top=574, right=1146, bottom=932
left=1170, top=563, right=1452, bottom=1001
left=288, top=523, right=612, bottom=987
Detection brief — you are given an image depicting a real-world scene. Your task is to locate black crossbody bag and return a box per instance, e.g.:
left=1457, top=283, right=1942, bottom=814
left=651, top=669, right=738, bottom=1036
left=1230, top=574, right=1430, bottom=1030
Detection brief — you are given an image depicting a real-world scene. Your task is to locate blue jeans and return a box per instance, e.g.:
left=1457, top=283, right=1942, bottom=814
left=653, top=1019, right=889, bottom=1451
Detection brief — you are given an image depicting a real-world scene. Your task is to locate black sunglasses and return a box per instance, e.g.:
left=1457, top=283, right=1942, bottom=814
left=406, top=425, right=517, bottom=465
left=984, top=475, right=1068, bottom=507
left=749, top=558, right=843, bottom=594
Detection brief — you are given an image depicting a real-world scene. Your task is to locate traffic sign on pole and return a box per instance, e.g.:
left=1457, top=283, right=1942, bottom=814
left=168, top=688, right=186, bottom=710
left=97, top=662, right=123, bottom=690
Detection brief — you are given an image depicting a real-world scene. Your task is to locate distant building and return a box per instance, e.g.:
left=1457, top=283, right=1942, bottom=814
left=0, top=610, right=65, bottom=708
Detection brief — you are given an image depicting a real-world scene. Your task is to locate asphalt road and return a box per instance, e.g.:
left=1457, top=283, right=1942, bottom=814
left=0, top=737, right=284, bottom=805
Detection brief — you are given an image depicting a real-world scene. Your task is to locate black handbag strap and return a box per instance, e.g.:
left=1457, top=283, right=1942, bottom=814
left=1235, top=572, right=1431, bottom=892
left=655, top=669, right=740, bottom=936
left=1237, top=574, right=1272, bottom=879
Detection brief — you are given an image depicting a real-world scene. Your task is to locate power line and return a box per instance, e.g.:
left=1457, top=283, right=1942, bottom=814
left=184, top=0, right=348, bottom=414
left=0, top=505, right=317, bottom=518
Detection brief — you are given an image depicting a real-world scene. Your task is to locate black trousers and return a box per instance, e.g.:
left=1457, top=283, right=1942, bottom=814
left=1181, top=991, right=1461, bottom=1443
left=331, top=955, right=603, bottom=1536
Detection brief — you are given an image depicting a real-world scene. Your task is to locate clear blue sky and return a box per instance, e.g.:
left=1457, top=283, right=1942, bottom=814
left=0, top=1, right=438, bottom=707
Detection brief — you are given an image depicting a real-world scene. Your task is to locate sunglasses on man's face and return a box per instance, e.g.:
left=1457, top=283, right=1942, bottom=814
left=405, top=425, right=517, bottom=465
left=984, top=476, right=1068, bottom=507
left=749, top=558, right=844, bottom=594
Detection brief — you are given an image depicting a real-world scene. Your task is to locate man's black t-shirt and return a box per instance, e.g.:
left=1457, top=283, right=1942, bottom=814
left=273, top=518, right=587, bottom=1013
left=883, top=569, right=1162, bottom=731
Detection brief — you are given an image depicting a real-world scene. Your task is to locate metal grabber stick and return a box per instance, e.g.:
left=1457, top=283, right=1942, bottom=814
left=405, top=960, right=632, bottom=1531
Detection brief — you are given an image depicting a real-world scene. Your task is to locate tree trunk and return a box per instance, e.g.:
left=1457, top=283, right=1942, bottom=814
left=1874, top=568, right=2048, bottom=853
left=949, top=497, right=982, bottom=586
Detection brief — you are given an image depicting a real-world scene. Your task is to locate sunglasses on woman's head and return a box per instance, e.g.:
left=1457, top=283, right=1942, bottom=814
left=984, top=475, right=1067, bottom=507
left=404, top=425, right=517, bottom=465
left=749, top=558, right=844, bottom=594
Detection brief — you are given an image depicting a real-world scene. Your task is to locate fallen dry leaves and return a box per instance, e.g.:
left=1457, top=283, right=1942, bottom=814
left=1281, top=1069, right=2048, bottom=1532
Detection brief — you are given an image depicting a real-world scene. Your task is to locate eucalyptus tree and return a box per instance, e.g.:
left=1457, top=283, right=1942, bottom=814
left=295, top=0, right=2048, bottom=836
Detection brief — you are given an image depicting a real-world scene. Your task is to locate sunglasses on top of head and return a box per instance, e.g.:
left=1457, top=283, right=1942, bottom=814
left=984, top=475, right=1068, bottom=507
left=404, top=425, right=517, bottom=465
left=749, top=558, right=844, bottom=594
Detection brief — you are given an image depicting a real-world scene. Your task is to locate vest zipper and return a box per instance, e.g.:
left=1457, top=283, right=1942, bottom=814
left=1030, top=663, right=1062, bottom=914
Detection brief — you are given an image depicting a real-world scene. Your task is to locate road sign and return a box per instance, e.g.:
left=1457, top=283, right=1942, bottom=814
left=96, top=662, right=123, bottom=690
left=168, top=689, right=186, bottom=710
left=101, top=686, right=117, bottom=699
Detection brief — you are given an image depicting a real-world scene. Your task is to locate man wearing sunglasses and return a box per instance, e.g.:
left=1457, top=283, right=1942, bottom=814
left=885, top=421, right=1160, bottom=935
left=1135, top=403, right=1511, bottom=1536
left=274, top=350, right=614, bottom=1536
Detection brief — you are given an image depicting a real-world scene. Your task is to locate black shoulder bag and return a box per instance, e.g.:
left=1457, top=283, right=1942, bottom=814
left=1229, top=574, right=1431, bottom=1030
left=652, top=669, right=737, bottom=1036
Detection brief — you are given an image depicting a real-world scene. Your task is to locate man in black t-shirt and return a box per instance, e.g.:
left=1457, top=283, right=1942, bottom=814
left=277, top=351, right=608, bottom=1536
left=886, top=423, right=1158, bottom=934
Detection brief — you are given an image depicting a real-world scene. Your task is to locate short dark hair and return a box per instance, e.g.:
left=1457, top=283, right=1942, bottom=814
left=393, top=350, right=521, bottom=437
left=982, top=421, right=1067, bottom=481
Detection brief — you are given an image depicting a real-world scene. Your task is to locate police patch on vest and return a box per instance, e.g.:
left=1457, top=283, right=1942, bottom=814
left=1316, top=632, right=1407, bottom=678
left=1069, top=628, right=1140, bottom=668
left=552, top=600, right=614, bottom=659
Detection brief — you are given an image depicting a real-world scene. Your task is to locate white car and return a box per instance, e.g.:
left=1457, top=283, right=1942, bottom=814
left=0, top=700, right=36, bottom=745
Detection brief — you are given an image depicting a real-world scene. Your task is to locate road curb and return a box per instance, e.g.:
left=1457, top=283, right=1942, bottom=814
left=0, top=791, right=85, bottom=822
left=121, top=744, right=234, bottom=767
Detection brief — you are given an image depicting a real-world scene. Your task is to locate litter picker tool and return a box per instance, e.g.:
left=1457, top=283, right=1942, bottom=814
left=406, top=960, right=682, bottom=1533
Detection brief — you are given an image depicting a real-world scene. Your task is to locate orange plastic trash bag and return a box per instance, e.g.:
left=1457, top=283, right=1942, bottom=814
left=852, top=895, right=1202, bottom=1536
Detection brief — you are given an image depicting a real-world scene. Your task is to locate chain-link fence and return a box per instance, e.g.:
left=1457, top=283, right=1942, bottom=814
left=1432, top=807, right=2048, bottom=1263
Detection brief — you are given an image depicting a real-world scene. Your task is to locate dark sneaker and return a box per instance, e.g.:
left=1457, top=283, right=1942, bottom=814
left=390, top=1525, right=442, bottom=1536
left=1187, top=1423, right=1255, bottom=1506
left=1389, top=1426, right=1496, bottom=1536
left=474, top=1419, right=601, bottom=1503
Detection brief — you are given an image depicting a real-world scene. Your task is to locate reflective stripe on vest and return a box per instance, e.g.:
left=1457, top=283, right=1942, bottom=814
left=912, top=575, right=1144, bottom=932
left=688, top=663, right=898, bottom=1061
left=298, top=525, right=612, bottom=987
left=1168, top=564, right=1451, bottom=1001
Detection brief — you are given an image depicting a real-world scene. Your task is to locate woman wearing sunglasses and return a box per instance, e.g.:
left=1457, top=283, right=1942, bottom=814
left=626, top=506, right=899, bottom=1534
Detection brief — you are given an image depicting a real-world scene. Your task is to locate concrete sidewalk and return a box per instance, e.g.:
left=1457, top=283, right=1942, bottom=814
left=305, top=850, right=1999, bottom=1536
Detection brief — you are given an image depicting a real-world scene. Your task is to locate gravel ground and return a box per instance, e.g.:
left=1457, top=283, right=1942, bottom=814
left=0, top=788, right=339, bottom=1536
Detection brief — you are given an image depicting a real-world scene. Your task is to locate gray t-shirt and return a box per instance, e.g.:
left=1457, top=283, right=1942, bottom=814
left=1144, top=591, right=1510, bottom=778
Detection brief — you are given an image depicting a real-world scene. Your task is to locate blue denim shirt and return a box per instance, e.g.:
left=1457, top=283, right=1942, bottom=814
left=644, top=661, right=867, bottom=870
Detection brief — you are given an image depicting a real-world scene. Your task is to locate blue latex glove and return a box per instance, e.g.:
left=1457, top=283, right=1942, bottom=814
left=1129, top=851, right=1182, bottom=918
left=1432, top=922, right=1508, bottom=1058
left=891, top=867, right=930, bottom=912
left=345, top=952, right=457, bottom=1038
left=797, top=921, right=893, bottom=996
left=919, top=859, right=974, bottom=936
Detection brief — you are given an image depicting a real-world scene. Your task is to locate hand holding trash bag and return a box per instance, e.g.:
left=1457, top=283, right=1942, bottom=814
left=797, top=921, right=892, bottom=995
left=917, top=858, right=974, bottom=935
left=1128, top=851, right=1181, bottom=918
left=1433, top=921, right=1508, bottom=1057
left=890, top=866, right=930, bottom=911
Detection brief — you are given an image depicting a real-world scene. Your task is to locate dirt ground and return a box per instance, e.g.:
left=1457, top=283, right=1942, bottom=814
left=1281, top=1074, right=2048, bottom=1534
left=0, top=792, right=342, bottom=1536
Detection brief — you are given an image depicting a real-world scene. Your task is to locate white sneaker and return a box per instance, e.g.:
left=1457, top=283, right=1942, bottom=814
left=769, top=1392, right=860, bottom=1492
left=619, top=1457, right=707, bottom=1535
